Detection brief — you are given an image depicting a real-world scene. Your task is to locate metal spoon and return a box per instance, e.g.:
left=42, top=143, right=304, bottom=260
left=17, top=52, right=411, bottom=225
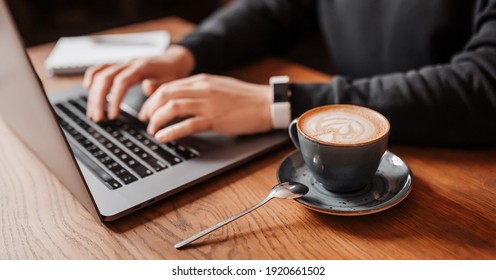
left=174, top=181, right=309, bottom=249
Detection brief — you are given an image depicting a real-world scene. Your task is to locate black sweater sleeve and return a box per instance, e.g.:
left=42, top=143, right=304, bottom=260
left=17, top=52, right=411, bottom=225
left=291, top=1, right=496, bottom=146
left=177, top=0, right=317, bottom=73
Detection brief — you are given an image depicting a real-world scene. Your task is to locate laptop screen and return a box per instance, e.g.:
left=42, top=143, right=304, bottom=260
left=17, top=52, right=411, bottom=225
left=0, top=0, right=100, bottom=219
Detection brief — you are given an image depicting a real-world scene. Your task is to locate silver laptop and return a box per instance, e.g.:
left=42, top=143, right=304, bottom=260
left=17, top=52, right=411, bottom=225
left=0, top=1, right=288, bottom=221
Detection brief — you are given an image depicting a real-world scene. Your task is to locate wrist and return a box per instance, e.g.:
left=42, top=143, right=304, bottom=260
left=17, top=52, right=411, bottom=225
left=166, top=44, right=195, bottom=78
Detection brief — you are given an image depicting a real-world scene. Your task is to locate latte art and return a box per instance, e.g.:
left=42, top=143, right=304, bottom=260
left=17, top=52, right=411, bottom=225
left=299, top=106, right=389, bottom=145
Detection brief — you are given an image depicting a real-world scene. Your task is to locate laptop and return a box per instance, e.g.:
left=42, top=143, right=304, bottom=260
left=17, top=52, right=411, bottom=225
left=0, top=1, right=288, bottom=221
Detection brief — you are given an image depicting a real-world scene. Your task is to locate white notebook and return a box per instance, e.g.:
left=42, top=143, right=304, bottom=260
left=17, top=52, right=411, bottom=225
left=44, top=30, right=170, bottom=76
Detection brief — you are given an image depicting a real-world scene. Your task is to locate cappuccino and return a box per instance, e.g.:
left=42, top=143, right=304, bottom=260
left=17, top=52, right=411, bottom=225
left=298, top=105, right=389, bottom=145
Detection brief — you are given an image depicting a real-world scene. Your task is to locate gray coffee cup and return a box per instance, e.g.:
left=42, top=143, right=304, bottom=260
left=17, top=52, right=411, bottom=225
left=288, top=105, right=390, bottom=193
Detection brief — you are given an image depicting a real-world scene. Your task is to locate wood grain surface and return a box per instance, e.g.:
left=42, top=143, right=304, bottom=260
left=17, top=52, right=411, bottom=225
left=0, top=17, right=495, bottom=260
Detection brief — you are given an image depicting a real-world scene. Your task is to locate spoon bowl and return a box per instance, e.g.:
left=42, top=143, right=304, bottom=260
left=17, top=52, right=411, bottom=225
left=271, top=181, right=309, bottom=199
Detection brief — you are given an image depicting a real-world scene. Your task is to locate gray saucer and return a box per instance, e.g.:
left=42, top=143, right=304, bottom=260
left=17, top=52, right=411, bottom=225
left=277, top=150, right=413, bottom=216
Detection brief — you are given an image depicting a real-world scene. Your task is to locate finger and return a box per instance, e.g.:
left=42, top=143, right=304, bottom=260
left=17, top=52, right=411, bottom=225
left=147, top=99, right=206, bottom=135
left=154, top=116, right=210, bottom=143
left=138, top=84, right=207, bottom=121
left=141, top=77, right=173, bottom=96
left=107, top=66, right=144, bottom=120
left=141, top=79, right=156, bottom=96
left=86, top=64, right=127, bottom=121
left=151, top=73, right=213, bottom=90
left=83, top=64, right=111, bottom=88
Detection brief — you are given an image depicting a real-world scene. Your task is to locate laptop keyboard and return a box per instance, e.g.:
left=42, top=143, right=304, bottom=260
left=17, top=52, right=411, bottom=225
left=54, top=96, right=198, bottom=190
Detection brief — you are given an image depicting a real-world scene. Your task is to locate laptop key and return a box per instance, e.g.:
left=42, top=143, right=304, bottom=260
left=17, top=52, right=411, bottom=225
left=114, top=168, right=128, bottom=177
left=144, top=158, right=167, bottom=172
left=120, top=172, right=137, bottom=184
left=92, top=149, right=106, bottom=158
left=152, top=145, right=183, bottom=165
left=166, top=141, right=197, bottom=159
left=133, top=164, right=153, bottom=178
left=68, top=100, right=86, bottom=114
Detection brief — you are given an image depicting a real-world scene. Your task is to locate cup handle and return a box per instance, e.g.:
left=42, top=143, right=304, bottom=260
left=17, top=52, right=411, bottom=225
left=288, top=118, right=300, bottom=150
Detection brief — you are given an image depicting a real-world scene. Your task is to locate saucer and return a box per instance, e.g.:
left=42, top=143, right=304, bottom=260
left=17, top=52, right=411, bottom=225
left=277, top=150, right=413, bottom=216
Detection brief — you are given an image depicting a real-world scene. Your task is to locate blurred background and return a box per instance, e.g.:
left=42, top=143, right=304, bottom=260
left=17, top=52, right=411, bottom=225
left=7, top=0, right=228, bottom=47
left=6, top=0, right=331, bottom=73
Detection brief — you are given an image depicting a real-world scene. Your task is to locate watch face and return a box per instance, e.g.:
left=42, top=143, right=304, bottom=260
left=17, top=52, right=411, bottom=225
left=271, top=75, right=290, bottom=103
left=274, top=82, right=290, bottom=102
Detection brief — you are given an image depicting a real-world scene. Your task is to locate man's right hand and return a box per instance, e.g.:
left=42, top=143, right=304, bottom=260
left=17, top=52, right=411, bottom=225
left=83, top=44, right=195, bottom=122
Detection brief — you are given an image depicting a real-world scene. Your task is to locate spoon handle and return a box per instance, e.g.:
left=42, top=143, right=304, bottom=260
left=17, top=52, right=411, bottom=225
left=175, top=196, right=273, bottom=249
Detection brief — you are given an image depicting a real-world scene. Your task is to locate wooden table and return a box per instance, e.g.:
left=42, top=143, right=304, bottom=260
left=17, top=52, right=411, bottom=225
left=1, top=17, right=495, bottom=260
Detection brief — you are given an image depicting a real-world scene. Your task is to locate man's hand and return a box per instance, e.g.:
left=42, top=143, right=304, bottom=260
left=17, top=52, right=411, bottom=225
left=83, top=44, right=195, bottom=122
left=138, top=74, right=273, bottom=143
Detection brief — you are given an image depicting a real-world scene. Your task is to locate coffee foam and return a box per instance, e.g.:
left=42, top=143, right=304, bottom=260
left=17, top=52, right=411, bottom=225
left=299, top=106, right=388, bottom=145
